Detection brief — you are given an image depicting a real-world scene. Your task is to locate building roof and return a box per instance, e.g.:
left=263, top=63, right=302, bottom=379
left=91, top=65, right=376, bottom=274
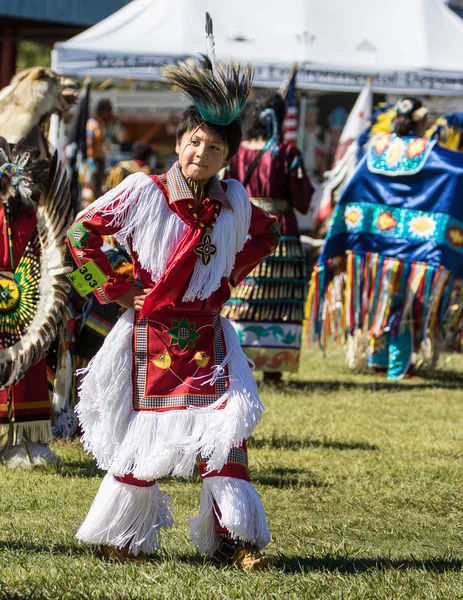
left=54, top=0, right=463, bottom=96
left=0, top=0, right=131, bottom=27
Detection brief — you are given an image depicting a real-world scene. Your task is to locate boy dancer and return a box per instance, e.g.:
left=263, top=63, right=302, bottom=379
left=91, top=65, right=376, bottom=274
left=67, top=15, right=280, bottom=568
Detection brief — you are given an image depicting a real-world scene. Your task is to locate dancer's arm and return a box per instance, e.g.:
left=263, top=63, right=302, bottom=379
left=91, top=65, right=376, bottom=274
left=67, top=207, right=133, bottom=304
left=229, top=204, right=281, bottom=286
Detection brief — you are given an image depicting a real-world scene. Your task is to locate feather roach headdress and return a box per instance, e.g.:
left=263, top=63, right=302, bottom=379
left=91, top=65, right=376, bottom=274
left=162, top=12, right=253, bottom=126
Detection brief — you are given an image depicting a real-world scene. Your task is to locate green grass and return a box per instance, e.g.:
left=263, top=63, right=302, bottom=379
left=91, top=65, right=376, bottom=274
left=0, top=347, right=462, bottom=599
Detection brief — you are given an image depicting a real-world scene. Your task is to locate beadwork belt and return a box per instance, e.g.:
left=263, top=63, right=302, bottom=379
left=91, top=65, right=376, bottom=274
left=250, top=197, right=290, bottom=214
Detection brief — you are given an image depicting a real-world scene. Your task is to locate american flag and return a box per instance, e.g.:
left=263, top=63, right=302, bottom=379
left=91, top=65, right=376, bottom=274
left=282, top=69, right=298, bottom=142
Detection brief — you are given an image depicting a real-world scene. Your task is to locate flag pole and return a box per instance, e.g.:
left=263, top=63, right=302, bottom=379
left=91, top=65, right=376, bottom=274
left=280, top=62, right=298, bottom=99
left=297, top=94, right=307, bottom=149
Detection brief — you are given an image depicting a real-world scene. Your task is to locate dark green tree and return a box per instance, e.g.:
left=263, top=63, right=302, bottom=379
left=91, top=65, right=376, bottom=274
left=17, top=41, right=52, bottom=71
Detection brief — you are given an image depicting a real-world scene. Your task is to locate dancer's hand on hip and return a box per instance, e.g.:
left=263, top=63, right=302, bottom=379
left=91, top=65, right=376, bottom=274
left=116, top=287, right=151, bottom=311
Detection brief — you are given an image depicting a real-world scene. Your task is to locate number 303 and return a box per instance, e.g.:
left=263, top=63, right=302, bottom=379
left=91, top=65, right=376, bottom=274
left=79, top=265, right=97, bottom=288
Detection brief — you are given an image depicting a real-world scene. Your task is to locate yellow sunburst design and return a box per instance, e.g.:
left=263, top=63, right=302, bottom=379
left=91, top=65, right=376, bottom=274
left=152, top=349, right=171, bottom=369
left=344, top=206, right=363, bottom=230
left=0, top=277, right=20, bottom=313
left=409, top=216, right=436, bottom=238
left=0, top=237, right=41, bottom=347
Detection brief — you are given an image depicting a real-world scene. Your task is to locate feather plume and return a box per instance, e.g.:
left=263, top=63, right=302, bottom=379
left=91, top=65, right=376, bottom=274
left=204, top=12, right=218, bottom=77
left=162, top=14, right=253, bottom=126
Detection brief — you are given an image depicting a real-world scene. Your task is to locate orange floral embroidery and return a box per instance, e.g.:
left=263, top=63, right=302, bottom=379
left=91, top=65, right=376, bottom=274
left=407, top=138, right=427, bottom=158
left=374, top=134, right=391, bottom=155
left=448, top=226, right=463, bottom=247
left=377, top=212, right=397, bottom=231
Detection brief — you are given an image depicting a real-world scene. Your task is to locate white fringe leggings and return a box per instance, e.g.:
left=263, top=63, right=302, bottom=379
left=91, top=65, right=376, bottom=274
left=76, top=443, right=271, bottom=556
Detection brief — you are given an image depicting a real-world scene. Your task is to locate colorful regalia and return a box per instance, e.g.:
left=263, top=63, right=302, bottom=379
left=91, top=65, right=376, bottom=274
left=0, top=203, right=52, bottom=454
left=306, top=132, right=463, bottom=379
left=0, top=139, right=72, bottom=464
left=224, top=141, right=313, bottom=374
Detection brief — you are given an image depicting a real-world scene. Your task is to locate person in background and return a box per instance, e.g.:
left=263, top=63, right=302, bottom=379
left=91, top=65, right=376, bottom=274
left=326, top=106, right=349, bottom=169
left=105, top=141, right=154, bottom=190
left=83, top=99, right=126, bottom=205
left=224, top=92, right=314, bottom=384
left=301, top=97, right=329, bottom=182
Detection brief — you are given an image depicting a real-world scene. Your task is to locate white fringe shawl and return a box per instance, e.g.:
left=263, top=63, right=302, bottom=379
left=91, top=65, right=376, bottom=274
left=190, top=476, right=271, bottom=556
left=81, top=172, right=186, bottom=283
left=76, top=474, right=173, bottom=556
left=81, top=173, right=251, bottom=301
left=77, top=312, right=264, bottom=480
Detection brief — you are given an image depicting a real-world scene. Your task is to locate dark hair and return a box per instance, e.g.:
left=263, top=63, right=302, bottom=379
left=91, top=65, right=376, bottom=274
left=242, top=92, right=287, bottom=141
left=176, top=105, right=242, bottom=160
left=131, top=141, right=153, bottom=162
left=393, top=97, right=427, bottom=137
left=96, top=99, right=113, bottom=114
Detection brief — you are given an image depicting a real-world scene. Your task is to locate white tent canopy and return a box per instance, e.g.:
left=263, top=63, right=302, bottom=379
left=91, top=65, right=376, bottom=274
left=53, top=0, right=463, bottom=95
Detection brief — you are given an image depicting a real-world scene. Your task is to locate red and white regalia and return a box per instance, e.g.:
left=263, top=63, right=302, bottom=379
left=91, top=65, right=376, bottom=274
left=67, top=161, right=281, bottom=556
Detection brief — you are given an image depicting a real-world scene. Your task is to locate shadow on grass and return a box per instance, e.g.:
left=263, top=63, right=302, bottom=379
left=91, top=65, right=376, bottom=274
left=58, top=460, right=105, bottom=479
left=0, top=540, right=207, bottom=566
left=251, top=466, right=328, bottom=489
left=280, top=554, right=463, bottom=574
left=0, top=540, right=91, bottom=557
left=284, top=375, right=463, bottom=394
left=419, top=367, right=463, bottom=386
left=2, top=540, right=461, bottom=575
left=248, top=435, right=379, bottom=452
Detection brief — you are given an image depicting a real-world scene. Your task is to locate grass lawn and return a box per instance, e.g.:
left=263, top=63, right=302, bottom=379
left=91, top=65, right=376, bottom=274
left=0, top=346, right=462, bottom=600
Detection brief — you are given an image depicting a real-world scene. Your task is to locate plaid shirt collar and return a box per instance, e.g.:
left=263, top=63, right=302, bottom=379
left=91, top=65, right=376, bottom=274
left=166, top=161, right=231, bottom=208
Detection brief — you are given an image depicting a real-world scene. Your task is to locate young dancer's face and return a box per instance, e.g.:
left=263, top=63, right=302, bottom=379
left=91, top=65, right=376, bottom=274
left=176, top=126, right=229, bottom=182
